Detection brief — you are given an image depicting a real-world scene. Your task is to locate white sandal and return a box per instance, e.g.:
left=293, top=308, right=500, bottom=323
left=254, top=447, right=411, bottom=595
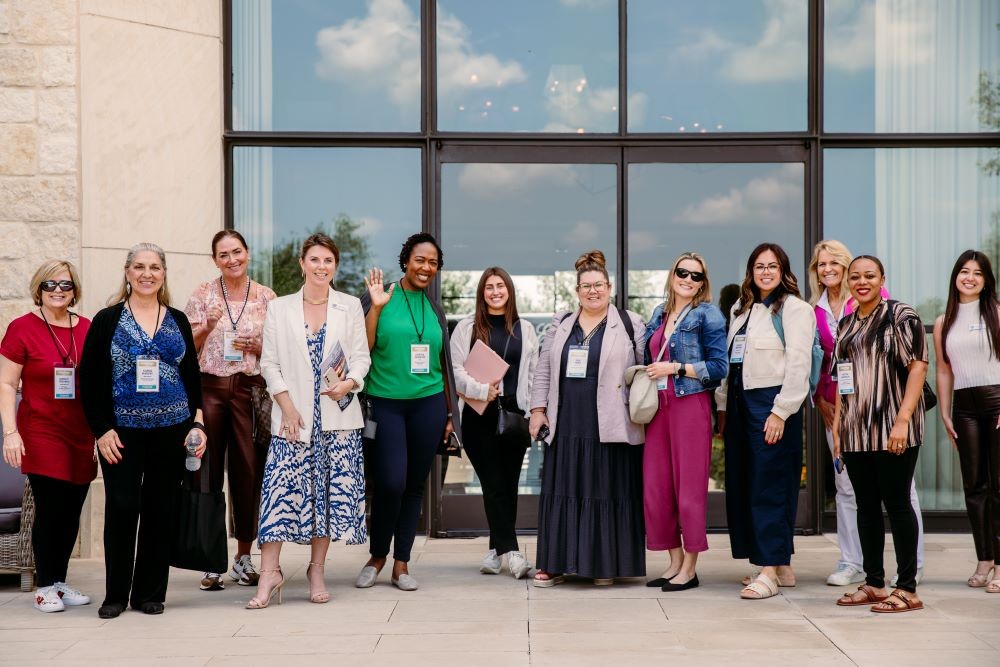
left=740, top=573, right=779, bottom=600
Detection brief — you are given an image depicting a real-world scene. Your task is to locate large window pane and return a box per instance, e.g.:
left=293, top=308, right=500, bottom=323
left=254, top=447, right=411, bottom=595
left=436, top=1, right=618, bottom=133
left=825, top=0, right=1000, bottom=133
left=233, top=147, right=422, bottom=296
left=824, top=147, right=1000, bottom=509
left=232, top=0, right=421, bottom=131
left=440, top=162, right=618, bottom=500
left=628, top=1, right=808, bottom=133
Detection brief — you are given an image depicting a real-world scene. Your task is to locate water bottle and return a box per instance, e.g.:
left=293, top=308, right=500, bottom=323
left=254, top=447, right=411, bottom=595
left=185, top=432, right=201, bottom=471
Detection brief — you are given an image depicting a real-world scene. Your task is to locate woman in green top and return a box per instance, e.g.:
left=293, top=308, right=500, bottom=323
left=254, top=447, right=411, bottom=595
left=355, top=233, right=462, bottom=591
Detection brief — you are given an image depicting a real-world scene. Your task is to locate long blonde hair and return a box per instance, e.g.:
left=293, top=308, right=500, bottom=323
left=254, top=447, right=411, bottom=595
left=663, top=252, right=712, bottom=315
left=107, top=242, right=172, bottom=306
left=807, top=239, right=852, bottom=306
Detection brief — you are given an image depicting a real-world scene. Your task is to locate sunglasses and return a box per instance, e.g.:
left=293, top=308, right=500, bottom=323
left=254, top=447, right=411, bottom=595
left=674, top=268, right=705, bottom=283
left=40, top=280, right=75, bottom=292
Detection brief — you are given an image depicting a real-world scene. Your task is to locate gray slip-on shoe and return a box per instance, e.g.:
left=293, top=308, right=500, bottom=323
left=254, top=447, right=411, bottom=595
left=355, top=565, right=379, bottom=589
left=391, top=573, right=419, bottom=591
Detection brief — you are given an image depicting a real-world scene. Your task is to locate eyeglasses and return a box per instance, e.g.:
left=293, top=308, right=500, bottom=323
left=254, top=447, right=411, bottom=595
left=578, top=281, right=609, bottom=293
left=753, top=264, right=780, bottom=274
left=674, top=268, right=705, bottom=283
left=40, top=280, right=75, bottom=292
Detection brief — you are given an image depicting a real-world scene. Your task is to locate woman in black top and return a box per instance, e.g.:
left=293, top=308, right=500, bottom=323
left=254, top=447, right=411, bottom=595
left=79, top=243, right=206, bottom=619
left=451, top=268, right=539, bottom=579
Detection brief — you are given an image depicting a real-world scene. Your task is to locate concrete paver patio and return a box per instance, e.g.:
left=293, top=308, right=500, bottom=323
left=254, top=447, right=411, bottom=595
left=1, top=533, right=998, bottom=666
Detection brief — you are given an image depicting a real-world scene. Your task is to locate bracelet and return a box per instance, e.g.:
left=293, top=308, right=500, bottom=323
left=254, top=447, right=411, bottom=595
left=3, top=427, right=17, bottom=437
left=191, top=421, right=206, bottom=433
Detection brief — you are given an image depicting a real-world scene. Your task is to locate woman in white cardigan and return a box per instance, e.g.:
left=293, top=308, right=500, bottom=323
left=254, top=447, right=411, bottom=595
left=451, top=268, right=538, bottom=579
left=248, top=233, right=371, bottom=609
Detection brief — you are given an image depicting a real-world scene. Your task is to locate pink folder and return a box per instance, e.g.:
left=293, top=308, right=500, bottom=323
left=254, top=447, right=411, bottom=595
left=462, top=339, right=510, bottom=415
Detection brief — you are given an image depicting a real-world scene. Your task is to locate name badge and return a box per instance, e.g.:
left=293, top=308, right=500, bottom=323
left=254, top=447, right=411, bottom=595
left=730, top=334, right=747, bottom=363
left=837, top=362, right=855, bottom=395
left=410, top=343, right=430, bottom=374
left=223, top=331, right=244, bottom=362
left=54, top=366, right=75, bottom=399
left=566, top=345, right=589, bottom=378
left=656, top=377, right=669, bottom=391
left=136, top=356, right=160, bottom=392
left=970, top=323, right=986, bottom=332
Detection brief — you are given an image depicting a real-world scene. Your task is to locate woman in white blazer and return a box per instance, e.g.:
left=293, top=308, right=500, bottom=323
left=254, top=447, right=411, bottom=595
left=451, top=267, right=539, bottom=579
left=247, top=233, right=371, bottom=609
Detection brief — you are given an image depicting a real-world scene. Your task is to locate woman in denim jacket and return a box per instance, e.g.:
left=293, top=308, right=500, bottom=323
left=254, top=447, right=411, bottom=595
left=642, top=252, right=728, bottom=591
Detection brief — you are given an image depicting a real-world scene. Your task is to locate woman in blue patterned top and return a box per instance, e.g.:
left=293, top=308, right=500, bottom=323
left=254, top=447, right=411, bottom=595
left=79, top=243, right=206, bottom=619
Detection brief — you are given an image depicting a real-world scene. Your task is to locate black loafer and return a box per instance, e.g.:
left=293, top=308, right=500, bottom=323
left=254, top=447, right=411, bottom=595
left=140, top=602, right=164, bottom=615
left=661, top=574, right=700, bottom=592
left=98, top=603, right=126, bottom=619
left=646, top=575, right=676, bottom=587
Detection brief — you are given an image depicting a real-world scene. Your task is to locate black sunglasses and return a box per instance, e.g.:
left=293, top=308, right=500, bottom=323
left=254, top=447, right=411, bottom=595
left=674, top=267, right=705, bottom=283
left=40, top=280, right=75, bottom=292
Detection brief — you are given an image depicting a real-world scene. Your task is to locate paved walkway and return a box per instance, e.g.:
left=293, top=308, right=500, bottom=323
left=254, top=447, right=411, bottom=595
left=1, top=533, right=998, bottom=666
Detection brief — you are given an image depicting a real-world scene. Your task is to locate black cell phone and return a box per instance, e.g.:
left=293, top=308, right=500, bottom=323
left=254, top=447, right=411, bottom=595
left=536, top=424, right=550, bottom=443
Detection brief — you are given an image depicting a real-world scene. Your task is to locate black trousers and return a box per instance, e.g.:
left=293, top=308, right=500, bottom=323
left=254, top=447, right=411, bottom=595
left=461, top=402, right=529, bottom=555
left=100, top=423, right=186, bottom=608
left=27, top=474, right=90, bottom=588
left=198, top=373, right=268, bottom=544
left=843, top=447, right=920, bottom=593
left=953, top=385, right=1000, bottom=563
left=366, top=393, right=447, bottom=562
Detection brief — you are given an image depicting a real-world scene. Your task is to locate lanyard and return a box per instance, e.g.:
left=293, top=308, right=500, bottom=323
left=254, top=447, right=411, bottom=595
left=219, top=276, right=250, bottom=331
left=579, top=316, right=607, bottom=348
left=127, top=298, right=163, bottom=354
left=399, top=281, right=428, bottom=342
left=39, top=309, right=76, bottom=367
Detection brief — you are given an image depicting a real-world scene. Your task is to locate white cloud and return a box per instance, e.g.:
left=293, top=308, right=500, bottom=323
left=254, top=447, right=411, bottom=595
left=677, top=164, right=802, bottom=227
left=568, top=220, right=599, bottom=243
left=456, top=163, right=580, bottom=199
left=356, top=216, right=382, bottom=235
left=825, top=0, right=934, bottom=72
left=314, top=0, right=526, bottom=107
left=720, top=0, right=807, bottom=83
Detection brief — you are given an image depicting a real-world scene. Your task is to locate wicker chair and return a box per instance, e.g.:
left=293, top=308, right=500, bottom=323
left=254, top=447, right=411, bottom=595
left=0, top=477, right=35, bottom=592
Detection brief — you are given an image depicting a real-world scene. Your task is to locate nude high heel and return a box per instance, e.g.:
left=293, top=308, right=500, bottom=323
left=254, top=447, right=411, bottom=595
left=245, top=568, right=284, bottom=609
left=307, top=561, right=330, bottom=604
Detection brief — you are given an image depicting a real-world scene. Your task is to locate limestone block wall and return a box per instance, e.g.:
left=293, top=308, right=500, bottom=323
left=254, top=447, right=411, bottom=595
left=0, top=0, right=81, bottom=338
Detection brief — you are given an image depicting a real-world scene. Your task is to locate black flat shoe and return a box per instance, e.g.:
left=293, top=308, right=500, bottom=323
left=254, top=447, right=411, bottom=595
left=661, top=574, right=700, bottom=592
left=98, top=603, right=126, bottom=619
left=646, top=575, right=676, bottom=587
left=140, top=602, right=164, bottom=615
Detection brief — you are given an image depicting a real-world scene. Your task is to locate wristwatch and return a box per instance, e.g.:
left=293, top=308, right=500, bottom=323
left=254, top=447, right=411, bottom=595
left=676, top=363, right=686, bottom=377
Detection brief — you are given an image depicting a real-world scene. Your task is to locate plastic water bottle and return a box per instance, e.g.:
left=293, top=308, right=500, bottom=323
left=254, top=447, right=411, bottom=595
left=184, top=432, right=201, bottom=471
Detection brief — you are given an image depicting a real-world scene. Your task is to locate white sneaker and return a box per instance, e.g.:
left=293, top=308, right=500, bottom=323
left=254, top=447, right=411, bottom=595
left=826, top=563, right=865, bottom=586
left=480, top=549, right=501, bottom=575
left=229, top=554, right=259, bottom=586
left=890, top=567, right=923, bottom=587
left=52, top=581, right=90, bottom=605
left=200, top=572, right=225, bottom=591
left=507, top=551, right=532, bottom=579
left=34, top=586, right=65, bottom=613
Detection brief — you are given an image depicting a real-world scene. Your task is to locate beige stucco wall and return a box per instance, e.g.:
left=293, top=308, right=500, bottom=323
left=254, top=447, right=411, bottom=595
left=1, top=0, right=223, bottom=557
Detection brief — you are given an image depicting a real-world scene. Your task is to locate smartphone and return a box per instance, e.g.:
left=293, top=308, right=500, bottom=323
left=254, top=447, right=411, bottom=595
left=833, top=456, right=843, bottom=474
left=536, top=424, right=550, bottom=443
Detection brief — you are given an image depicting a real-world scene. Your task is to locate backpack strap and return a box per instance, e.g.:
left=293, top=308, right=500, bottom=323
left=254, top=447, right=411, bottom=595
left=770, top=302, right=786, bottom=346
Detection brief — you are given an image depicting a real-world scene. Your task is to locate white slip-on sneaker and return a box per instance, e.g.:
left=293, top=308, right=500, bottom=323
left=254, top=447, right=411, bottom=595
left=52, top=581, right=90, bottom=605
left=34, top=586, right=65, bottom=613
left=480, top=549, right=502, bottom=575
left=230, top=554, right=260, bottom=586
left=826, top=563, right=865, bottom=587
left=507, top=551, right=532, bottom=579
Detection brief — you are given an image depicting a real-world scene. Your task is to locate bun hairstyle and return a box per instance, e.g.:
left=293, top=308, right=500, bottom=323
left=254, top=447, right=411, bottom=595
left=575, top=249, right=609, bottom=284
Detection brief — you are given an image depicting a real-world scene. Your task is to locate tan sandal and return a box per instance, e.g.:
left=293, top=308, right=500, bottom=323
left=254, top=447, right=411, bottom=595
left=307, top=561, right=330, bottom=604
left=532, top=571, right=565, bottom=588
left=740, top=573, right=779, bottom=600
left=968, top=566, right=994, bottom=588
left=245, top=568, right=284, bottom=609
left=836, top=584, right=888, bottom=607
left=986, top=578, right=1000, bottom=593
left=741, top=566, right=795, bottom=587
left=871, top=589, right=924, bottom=613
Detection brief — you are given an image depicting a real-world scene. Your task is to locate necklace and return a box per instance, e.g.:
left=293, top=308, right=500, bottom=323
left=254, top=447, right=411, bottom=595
left=219, top=276, right=250, bottom=331
left=303, top=295, right=328, bottom=305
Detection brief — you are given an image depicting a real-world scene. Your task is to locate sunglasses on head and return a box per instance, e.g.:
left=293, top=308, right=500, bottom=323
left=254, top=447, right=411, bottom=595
left=674, top=267, right=705, bottom=283
left=40, top=280, right=75, bottom=292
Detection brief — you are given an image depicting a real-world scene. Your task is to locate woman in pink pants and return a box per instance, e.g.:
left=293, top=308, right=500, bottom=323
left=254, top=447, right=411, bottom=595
left=642, top=252, right=729, bottom=591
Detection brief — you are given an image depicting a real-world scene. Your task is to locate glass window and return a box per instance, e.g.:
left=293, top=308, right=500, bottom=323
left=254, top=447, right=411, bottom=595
left=232, top=0, right=421, bottom=132
left=436, top=1, right=618, bottom=133
left=439, top=161, right=618, bottom=498
left=824, top=146, right=1000, bottom=508
left=825, top=0, right=1000, bottom=133
left=627, top=0, right=808, bottom=133
left=233, top=147, right=422, bottom=296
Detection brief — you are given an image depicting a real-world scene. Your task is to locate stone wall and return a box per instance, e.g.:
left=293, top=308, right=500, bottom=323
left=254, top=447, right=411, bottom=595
left=0, top=0, right=80, bottom=338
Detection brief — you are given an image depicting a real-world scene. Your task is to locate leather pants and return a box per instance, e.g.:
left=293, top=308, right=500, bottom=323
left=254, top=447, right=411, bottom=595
left=953, top=385, right=1000, bottom=563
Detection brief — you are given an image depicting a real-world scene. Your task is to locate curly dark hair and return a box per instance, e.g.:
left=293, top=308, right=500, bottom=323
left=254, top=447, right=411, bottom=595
left=398, top=232, right=443, bottom=271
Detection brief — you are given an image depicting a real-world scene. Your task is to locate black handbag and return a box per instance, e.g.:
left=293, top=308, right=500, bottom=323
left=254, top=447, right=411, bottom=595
left=170, top=451, right=228, bottom=574
left=922, top=381, right=937, bottom=412
left=493, top=330, right=530, bottom=443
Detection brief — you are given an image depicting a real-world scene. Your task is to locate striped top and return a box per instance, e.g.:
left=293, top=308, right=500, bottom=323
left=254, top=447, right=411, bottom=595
left=946, top=300, right=1000, bottom=390
left=835, top=300, right=927, bottom=453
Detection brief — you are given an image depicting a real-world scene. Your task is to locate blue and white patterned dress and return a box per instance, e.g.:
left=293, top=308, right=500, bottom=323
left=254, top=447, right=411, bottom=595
left=258, top=324, right=367, bottom=545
